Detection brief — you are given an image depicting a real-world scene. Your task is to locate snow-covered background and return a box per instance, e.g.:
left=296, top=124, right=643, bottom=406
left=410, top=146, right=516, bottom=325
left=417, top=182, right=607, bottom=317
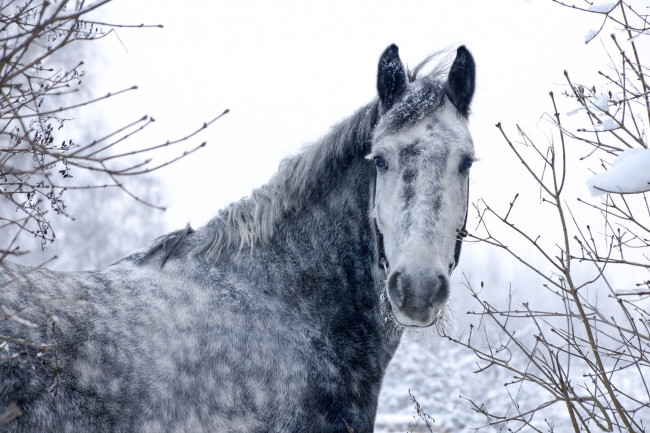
left=13, top=0, right=649, bottom=431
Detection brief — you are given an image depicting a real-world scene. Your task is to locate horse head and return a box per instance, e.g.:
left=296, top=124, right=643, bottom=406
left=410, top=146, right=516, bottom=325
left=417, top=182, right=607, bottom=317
left=369, top=44, right=475, bottom=327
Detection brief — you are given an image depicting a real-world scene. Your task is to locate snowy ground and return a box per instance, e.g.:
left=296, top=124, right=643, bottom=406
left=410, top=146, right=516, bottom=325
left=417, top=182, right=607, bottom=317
left=376, top=334, right=499, bottom=433
left=375, top=330, right=569, bottom=433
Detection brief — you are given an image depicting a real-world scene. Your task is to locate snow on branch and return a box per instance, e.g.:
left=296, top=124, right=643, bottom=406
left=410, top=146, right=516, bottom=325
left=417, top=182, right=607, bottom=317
left=588, top=148, right=650, bottom=195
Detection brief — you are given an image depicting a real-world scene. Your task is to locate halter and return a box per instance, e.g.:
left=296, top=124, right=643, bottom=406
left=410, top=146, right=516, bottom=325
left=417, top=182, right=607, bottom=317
left=369, top=166, right=390, bottom=280
left=450, top=183, right=469, bottom=273
left=369, top=166, right=468, bottom=279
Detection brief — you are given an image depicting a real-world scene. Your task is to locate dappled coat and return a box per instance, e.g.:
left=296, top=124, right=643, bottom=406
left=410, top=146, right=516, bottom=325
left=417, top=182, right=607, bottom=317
left=0, top=44, right=475, bottom=432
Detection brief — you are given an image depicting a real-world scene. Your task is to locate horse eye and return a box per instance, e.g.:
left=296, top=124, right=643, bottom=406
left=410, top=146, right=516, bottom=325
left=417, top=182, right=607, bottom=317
left=460, top=158, right=473, bottom=172
left=374, top=156, right=389, bottom=170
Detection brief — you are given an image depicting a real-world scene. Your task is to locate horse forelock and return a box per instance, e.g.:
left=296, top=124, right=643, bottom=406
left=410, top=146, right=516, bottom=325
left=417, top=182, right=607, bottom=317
left=371, top=50, right=452, bottom=143
left=190, top=100, right=382, bottom=264
left=375, top=76, right=447, bottom=141
left=406, top=49, right=452, bottom=83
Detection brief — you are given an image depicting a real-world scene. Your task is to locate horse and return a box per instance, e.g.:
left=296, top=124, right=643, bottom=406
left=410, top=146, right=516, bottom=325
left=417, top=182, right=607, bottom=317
left=0, top=44, right=475, bottom=432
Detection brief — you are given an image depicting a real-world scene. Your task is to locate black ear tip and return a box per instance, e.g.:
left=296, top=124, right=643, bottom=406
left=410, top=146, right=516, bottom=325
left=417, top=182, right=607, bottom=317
left=377, top=43, right=407, bottom=111
left=446, top=45, right=475, bottom=118
left=454, top=46, right=475, bottom=69
left=382, top=44, right=399, bottom=60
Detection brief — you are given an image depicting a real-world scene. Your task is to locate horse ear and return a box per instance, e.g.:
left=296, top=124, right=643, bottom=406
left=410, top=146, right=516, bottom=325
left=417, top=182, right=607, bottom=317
left=445, top=46, right=475, bottom=117
left=377, top=44, right=407, bottom=111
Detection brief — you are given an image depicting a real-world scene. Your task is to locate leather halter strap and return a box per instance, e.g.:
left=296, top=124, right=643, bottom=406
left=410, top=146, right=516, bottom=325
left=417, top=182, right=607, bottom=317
left=450, top=179, right=469, bottom=274
left=369, top=167, right=390, bottom=276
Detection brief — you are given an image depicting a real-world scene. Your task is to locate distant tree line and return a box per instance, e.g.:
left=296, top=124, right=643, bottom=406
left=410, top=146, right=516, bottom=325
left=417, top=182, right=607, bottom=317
left=0, top=0, right=225, bottom=267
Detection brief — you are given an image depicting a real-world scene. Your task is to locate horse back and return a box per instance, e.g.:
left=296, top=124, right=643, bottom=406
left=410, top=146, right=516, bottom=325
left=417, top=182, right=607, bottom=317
left=1, top=259, right=380, bottom=432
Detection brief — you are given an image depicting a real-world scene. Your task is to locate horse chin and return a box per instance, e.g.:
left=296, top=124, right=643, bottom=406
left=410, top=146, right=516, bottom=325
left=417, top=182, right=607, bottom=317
left=391, top=308, right=439, bottom=328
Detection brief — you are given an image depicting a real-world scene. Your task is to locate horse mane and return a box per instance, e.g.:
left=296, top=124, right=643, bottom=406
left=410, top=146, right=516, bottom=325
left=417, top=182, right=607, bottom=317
left=190, top=100, right=383, bottom=263
left=140, top=50, right=453, bottom=267
left=136, top=224, right=195, bottom=267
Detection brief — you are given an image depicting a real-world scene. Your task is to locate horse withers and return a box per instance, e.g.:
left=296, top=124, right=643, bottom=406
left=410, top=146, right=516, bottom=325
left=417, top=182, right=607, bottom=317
left=0, top=44, right=475, bottom=432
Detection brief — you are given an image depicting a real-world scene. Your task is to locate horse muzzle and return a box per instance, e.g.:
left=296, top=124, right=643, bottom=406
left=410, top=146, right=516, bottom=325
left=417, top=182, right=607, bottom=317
left=386, top=266, right=449, bottom=327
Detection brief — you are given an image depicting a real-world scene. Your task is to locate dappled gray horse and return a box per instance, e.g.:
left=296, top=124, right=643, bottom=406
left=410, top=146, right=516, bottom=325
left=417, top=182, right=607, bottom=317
left=0, top=44, right=475, bottom=432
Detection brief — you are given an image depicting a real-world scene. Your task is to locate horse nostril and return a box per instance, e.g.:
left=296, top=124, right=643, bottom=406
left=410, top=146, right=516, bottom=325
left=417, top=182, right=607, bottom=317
left=387, top=271, right=407, bottom=308
left=433, top=273, right=449, bottom=305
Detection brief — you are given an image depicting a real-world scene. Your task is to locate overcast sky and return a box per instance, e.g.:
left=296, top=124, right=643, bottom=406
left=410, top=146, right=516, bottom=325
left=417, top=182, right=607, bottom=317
left=87, top=0, right=609, bottom=231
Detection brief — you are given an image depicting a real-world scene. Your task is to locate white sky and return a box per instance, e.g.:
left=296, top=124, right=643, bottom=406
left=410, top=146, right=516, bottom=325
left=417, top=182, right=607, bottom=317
left=87, top=0, right=608, bottom=232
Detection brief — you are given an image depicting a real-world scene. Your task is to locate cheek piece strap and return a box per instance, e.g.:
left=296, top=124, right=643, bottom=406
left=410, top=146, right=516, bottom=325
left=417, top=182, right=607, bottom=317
left=370, top=167, right=390, bottom=277
left=450, top=179, right=469, bottom=274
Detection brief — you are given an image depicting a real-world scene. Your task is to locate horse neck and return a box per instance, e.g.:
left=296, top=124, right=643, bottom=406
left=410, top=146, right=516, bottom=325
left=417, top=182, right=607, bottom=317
left=269, top=156, right=402, bottom=381
left=267, top=157, right=379, bottom=296
left=263, top=154, right=401, bottom=352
